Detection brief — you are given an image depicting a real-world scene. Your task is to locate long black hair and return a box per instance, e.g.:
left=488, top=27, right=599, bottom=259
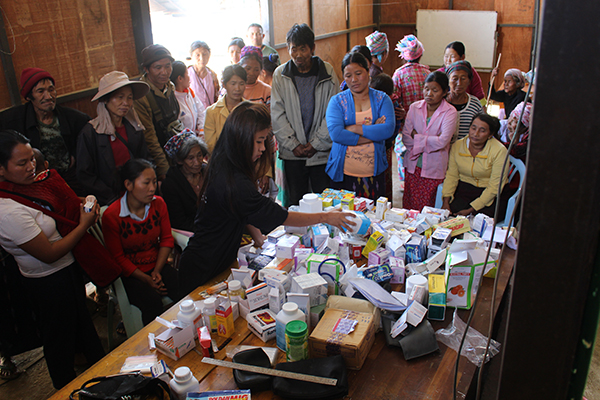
left=0, top=130, right=30, bottom=168
left=120, top=158, right=155, bottom=190
left=201, top=102, right=272, bottom=212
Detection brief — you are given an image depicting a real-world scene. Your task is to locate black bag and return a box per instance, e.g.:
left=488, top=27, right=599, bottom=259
left=69, top=372, right=172, bottom=400
left=272, top=355, right=348, bottom=400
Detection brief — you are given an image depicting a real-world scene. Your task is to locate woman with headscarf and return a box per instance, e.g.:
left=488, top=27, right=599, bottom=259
left=437, top=41, right=485, bottom=100
left=392, top=35, right=431, bottom=112
left=76, top=71, right=150, bottom=206
left=161, top=130, right=209, bottom=232
left=500, top=101, right=532, bottom=162
left=240, top=46, right=271, bottom=105
left=445, top=61, right=484, bottom=141
left=489, top=68, right=527, bottom=118
left=365, top=31, right=389, bottom=78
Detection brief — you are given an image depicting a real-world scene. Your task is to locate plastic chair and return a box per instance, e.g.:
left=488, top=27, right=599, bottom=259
left=433, top=155, right=525, bottom=227
left=498, top=156, right=526, bottom=227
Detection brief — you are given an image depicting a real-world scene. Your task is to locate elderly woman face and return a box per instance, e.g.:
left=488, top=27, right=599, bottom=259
left=343, top=62, right=369, bottom=95
left=241, top=57, right=261, bottom=85
left=105, top=86, right=133, bottom=120
left=449, top=69, right=470, bottom=96
left=504, top=76, right=518, bottom=95
left=179, top=144, right=204, bottom=175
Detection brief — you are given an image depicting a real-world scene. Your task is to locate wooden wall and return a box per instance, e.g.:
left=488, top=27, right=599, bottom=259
left=0, top=0, right=140, bottom=116
left=380, top=0, right=536, bottom=90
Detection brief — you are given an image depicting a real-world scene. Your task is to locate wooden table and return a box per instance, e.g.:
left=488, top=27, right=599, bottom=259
left=50, top=249, right=515, bottom=400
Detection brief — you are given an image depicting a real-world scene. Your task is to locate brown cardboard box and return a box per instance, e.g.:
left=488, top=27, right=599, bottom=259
left=308, top=308, right=376, bottom=370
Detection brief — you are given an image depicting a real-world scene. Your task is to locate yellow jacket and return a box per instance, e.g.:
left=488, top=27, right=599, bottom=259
left=204, top=95, right=249, bottom=153
left=442, top=136, right=508, bottom=211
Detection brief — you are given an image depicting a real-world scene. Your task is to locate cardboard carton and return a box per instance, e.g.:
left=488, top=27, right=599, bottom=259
left=246, top=309, right=277, bottom=342
left=309, top=308, right=376, bottom=370
left=154, top=324, right=195, bottom=361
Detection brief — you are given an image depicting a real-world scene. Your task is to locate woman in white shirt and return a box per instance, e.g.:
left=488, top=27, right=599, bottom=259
left=0, top=130, right=104, bottom=389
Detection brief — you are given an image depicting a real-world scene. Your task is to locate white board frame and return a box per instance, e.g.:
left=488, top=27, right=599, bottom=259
left=416, top=9, right=498, bottom=71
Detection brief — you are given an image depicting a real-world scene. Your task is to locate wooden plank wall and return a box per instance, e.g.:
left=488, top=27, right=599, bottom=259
left=380, top=0, right=536, bottom=90
left=0, top=0, right=139, bottom=116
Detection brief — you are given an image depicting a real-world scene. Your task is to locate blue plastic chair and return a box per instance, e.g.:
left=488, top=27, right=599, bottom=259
left=433, top=155, right=526, bottom=227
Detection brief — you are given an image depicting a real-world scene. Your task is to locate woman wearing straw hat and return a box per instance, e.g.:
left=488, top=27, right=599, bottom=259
left=76, top=71, right=151, bottom=206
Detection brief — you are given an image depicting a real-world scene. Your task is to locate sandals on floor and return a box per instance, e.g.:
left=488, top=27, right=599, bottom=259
left=0, top=356, right=21, bottom=380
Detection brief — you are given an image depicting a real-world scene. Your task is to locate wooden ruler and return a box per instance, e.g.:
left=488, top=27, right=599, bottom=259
left=201, top=357, right=338, bottom=386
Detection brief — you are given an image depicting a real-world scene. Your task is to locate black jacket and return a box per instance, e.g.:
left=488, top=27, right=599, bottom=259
left=76, top=119, right=149, bottom=206
left=161, top=165, right=202, bottom=232
left=0, top=102, right=90, bottom=157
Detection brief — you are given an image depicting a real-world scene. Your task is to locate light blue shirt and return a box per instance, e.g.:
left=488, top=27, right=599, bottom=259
left=118, top=192, right=153, bottom=222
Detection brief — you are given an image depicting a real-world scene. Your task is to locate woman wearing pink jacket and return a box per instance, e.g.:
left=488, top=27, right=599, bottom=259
left=400, top=71, right=458, bottom=211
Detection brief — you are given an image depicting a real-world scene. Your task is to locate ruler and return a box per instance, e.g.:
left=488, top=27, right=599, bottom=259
left=201, top=357, right=338, bottom=386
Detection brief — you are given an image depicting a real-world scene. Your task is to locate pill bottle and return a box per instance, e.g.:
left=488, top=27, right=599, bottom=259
left=177, top=300, right=203, bottom=336
left=276, top=302, right=305, bottom=351
left=169, top=366, right=200, bottom=400
left=285, top=320, right=308, bottom=362
left=203, top=297, right=218, bottom=333
left=228, top=280, right=246, bottom=302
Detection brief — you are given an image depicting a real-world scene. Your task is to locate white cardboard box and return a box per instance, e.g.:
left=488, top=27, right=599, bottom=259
left=291, top=273, right=328, bottom=307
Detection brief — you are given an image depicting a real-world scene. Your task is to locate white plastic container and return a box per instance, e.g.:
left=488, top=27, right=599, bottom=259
left=169, top=366, right=200, bottom=400
left=276, top=302, right=305, bottom=351
left=177, top=300, right=203, bottom=336
left=299, top=193, right=322, bottom=213
left=203, top=297, right=217, bottom=333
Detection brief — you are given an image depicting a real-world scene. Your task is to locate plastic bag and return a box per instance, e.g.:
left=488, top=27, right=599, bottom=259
left=435, top=309, right=501, bottom=366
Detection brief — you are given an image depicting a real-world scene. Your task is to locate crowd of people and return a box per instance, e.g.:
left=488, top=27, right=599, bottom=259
left=0, top=21, right=533, bottom=388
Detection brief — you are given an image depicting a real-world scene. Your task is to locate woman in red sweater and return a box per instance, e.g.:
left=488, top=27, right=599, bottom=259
left=102, top=159, right=179, bottom=324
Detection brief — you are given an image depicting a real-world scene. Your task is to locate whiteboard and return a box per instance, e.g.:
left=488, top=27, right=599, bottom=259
left=416, top=9, right=497, bottom=70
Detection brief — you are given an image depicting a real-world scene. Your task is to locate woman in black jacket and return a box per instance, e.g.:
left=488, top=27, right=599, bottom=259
left=76, top=71, right=150, bottom=205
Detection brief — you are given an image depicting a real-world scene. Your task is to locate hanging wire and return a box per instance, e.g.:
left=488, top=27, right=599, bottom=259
left=0, top=4, right=16, bottom=56
left=452, top=72, right=536, bottom=400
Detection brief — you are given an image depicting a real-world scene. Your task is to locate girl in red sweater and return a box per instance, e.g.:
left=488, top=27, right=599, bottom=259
left=102, top=159, right=179, bottom=325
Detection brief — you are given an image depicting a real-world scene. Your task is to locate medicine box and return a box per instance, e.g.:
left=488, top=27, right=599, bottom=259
left=309, top=308, right=376, bottom=370
left=216, top=298, right=234, bottom=338
left=436, top=216, right=471, bottom=237
left=154, top=324, right=195, bottom=361
left=368, top=247, right=391, bottom=266
left=389, top=256, right=405, bottom=284
left=405, top=235, right=427, bottom=264
left=246, top=309, right=277, bottom=342
left=276, top=235, right=300, bottom=259
left=375, top=196, right=388, bottom=220
left=384, top=207, right=407, bottom=223
left=428, top=274, right=446, bottom=321
left=291, top=273, right=328, bottom=307
left=245, top=282, right=269, bottom=311
left=311, top=224, right=330, bottom=250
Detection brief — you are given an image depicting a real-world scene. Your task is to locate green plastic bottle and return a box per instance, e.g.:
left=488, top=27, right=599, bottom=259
left=285, top=320, right=308, bottom=362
